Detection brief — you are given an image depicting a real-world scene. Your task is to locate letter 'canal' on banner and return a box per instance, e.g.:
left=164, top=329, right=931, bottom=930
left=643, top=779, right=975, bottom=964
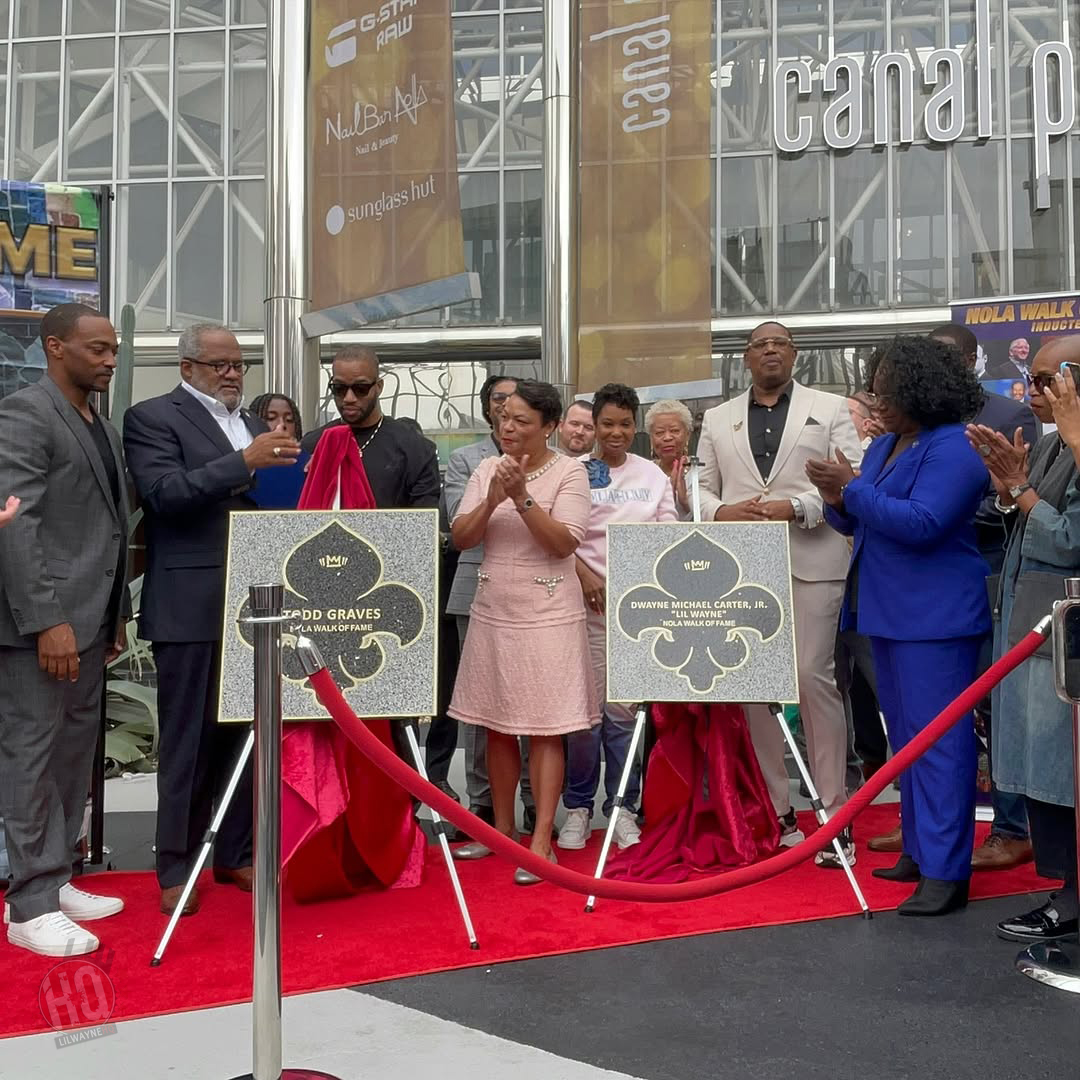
left=309, top=0, right=467, bottom=326
left=579, top=0, right=713, bottom=394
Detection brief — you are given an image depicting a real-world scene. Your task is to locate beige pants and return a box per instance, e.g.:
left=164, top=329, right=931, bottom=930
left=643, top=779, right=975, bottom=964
left=745, top=577, right=848, bottom=819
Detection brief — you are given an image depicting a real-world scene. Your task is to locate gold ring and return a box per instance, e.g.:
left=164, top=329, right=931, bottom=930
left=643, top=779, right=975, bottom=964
left=273, top=446, right=282, bottom=457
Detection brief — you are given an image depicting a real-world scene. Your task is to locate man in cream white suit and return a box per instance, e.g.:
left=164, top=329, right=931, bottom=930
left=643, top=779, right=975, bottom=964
left=698, top=321, right=863, bottom=866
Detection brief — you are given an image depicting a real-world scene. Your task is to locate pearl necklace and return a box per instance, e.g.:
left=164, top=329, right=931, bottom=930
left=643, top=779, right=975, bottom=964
left=525, top=452, right=558, bottom=481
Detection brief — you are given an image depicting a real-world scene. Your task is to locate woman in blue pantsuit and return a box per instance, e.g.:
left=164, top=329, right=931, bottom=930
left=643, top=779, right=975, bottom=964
left=807, top=336, right=990, bottom=916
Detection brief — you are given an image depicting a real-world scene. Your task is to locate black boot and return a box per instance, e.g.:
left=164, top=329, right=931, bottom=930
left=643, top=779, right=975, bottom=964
left=872, top=854, right=921, bottom=882
left=897, top=876, right=969, bottom=917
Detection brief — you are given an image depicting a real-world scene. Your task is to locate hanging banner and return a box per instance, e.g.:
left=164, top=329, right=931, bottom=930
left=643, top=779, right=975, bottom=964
left=578, top=0, right=713, bottom=393
left=952, top=294, right=1080, bottom=403
left=304, top=0, right=479, bottom=337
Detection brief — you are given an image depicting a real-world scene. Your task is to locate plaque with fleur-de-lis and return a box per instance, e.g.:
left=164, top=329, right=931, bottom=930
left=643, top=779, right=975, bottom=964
left=607, top=523, right=799, bottom=705
left=220, top=510, right=439, bottom=722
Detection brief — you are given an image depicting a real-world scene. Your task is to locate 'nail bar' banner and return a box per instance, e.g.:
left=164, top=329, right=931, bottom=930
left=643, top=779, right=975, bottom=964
left=579, top=0, right=713, bottom=392
left=305, top=0, right=478, bottom=336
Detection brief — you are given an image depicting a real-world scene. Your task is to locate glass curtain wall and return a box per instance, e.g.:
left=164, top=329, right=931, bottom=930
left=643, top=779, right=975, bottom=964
left=0, top=0, right=1078, bottom=336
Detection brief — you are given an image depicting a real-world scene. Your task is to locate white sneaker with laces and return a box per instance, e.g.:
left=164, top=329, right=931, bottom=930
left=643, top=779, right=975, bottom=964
left=612, top=813, right=642, bottom=850
left=557, top=807, right=591, bottom=850
left=7, top=911, right=99, bottom=957
left=5, top=882, right=124, bottom=924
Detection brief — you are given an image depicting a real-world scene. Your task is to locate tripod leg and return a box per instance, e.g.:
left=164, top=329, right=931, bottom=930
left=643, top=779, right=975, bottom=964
left=404, top=725, right=479, bottom=950
left=585, top=706, right=646, bottom=913
left=769, top=705, right=870, bottom=917
left=151, top=729, right=255, bottom=965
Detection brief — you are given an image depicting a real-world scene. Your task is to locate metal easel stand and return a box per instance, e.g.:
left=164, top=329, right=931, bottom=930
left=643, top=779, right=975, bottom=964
left=403, top=723, right=480, bottom=949
left=228, top=583, right=341, bottom=1080
left=1016, top=579, right=1080, bottom=993
left=585, top=706, right=647, bottom=913
left=151, top=727, right=254, bottom=966
left=770, top=703, right=869, bottom=916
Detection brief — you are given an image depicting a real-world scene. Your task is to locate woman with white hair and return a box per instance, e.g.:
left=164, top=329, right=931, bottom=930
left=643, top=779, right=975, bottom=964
left=644, top=399, right=694, bottom=519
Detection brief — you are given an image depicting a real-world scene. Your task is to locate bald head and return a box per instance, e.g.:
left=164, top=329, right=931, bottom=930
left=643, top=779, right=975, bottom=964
left=1027, top=336, right=1080, bottom=422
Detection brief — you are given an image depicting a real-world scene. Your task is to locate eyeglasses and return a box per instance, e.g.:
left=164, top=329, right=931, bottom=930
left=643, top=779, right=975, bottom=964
left=863, top=392, right=896, bottom=410
left=489, top=390, right=513, bottom=403
left=747, top=336, right=794, bottom=352
left=330, top=379, right=379, bottom=399
left=183, top=357, right=250, bottom=376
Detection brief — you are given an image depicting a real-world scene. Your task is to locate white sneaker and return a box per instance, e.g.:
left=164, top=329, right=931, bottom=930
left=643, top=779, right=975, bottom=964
left=557, top=807, right=591, bottom=850
left=7, top=911, right=99, bottom=957
left=612, top=813, right=642, bottom=850
left=778, top=809, right=805, bottom=848
left=5, top=882, right=124, bottom=924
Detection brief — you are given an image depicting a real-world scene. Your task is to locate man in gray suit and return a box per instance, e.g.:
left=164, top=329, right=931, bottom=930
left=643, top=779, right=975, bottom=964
left=443, top=374, right=536, bottom=839
left=0, top=303, right=130, bottom=957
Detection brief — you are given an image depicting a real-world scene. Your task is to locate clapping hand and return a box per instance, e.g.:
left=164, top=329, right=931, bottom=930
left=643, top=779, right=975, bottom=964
left=1043, top=372, right=1080, bottom=450
left=0, top=495, right=19, bottom=528
left=495, top=454, right=529, bottom=501
left=965, top=423, right=1029, bottom=495
left=805, top=450, right=856, bottom=506
left=671, top=456, right=690, bottom=513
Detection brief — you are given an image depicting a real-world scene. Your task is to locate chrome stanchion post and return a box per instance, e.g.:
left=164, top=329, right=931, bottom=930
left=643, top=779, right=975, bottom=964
left=230, top=586, right=341, bottom=1080
left=1017, top=579, right=1080, bottom=993
left=686, top=456, right=702, bottom=524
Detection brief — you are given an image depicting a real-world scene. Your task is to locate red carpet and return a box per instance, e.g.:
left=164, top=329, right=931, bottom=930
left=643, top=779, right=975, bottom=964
left=0, top=804, right=1053, bottom=1039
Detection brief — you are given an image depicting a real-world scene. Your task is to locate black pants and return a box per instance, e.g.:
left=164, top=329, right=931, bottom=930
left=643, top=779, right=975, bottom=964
left=425, top=614, right=461, bottom=784
left=153, top=641, right=253, bottom=888
left=1026, top=795, right=1078, bottom=919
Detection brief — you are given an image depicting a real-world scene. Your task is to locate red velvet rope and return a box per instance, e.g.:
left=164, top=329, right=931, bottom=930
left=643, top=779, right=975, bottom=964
left=306, top=626, right=1047, bottom=903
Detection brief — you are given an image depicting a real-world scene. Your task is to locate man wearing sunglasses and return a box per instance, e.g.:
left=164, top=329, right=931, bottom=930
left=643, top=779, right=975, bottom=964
left=124, top=324, right=300, bottom=916
left=300, top=345, right=440, bottom=511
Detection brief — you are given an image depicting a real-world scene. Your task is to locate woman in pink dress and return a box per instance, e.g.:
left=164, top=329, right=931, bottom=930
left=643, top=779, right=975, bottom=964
left=449, top=380, right=598, bottom=884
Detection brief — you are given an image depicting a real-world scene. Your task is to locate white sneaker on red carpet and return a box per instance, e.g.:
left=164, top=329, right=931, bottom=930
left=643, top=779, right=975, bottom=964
left=612, top=813, right=642, bottom=849
left=5, top=881, right=124, bottom=925
left=7, top=911, right=99, bottom=957
left=558, top=807, right=591, bottom=850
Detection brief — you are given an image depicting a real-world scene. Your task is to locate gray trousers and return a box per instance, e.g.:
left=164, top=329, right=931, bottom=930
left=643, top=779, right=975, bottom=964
left=456, top=615, right=533, bottom=811
left=0, top=630, right=106, bottom=922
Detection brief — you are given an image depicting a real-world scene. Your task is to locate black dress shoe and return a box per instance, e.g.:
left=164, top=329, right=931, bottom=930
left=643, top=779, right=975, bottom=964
left=872, top=854, right=921, bottom=882
left=997, top=897, right=1080, bottom=942
left=897, top=876, right=969, bottom=916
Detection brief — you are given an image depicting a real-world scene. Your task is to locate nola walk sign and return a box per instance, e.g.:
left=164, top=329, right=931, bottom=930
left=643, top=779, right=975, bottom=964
left=771, top=0, right=1071, bottom=210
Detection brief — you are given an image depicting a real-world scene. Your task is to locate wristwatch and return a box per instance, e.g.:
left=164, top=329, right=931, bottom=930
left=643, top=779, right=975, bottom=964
left=516, top=496, right=535, bottom=514
left=1008, top=482, right=1032, bottom=500
left=789, top=497, right=806, bottom=526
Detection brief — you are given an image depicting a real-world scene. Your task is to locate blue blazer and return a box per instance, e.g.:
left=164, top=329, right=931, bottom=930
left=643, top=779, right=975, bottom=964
left=825, top=423, right=991, bottom=642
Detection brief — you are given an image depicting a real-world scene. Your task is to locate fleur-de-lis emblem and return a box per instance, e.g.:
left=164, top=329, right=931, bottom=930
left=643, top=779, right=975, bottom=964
left=616, top=530, right=783, bottom=693
left=237, top=521, right=425, bottom=691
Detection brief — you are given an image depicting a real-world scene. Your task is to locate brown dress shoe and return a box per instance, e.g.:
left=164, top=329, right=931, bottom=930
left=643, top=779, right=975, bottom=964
left=971, top=833, right=1034, bottom=871
left=160, top=885, right=199, bottom=916
left=868, top=824, right=903, bottom=853
left=213, top=865, right=254, bottom=891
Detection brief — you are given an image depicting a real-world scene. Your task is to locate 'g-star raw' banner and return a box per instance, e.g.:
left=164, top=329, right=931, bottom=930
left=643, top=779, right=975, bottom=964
left=578, top=0, right=713, bottom=393
left=305, top=0, right=478, bottom=337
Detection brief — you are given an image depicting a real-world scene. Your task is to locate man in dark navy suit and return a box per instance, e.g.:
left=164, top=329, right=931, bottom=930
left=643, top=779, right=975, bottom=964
left=931, top=323, right=1039, bottom=872
left=124, top=325, right=300, bottom=914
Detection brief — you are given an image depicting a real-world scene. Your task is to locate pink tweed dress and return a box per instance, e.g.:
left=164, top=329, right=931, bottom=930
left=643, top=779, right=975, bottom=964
left=448, top=453, right=600, bottom=736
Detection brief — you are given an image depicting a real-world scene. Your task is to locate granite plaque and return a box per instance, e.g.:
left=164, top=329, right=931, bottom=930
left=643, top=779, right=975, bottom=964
left=220, top=510, right=438, bottom=722
left=607, top=522, right=798, bottom=705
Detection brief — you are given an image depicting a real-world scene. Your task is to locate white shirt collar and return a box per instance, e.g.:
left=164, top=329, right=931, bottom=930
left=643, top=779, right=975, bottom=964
left=180, top=378, right=244, bottom=417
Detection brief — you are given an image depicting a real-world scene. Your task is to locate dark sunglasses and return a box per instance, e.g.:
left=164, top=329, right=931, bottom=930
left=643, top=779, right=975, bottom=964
left=330, top=379, right=379, bottom=399
left=183, top=357, right=250, bottom=376
left=1028, top=372, right=1059, bottom=393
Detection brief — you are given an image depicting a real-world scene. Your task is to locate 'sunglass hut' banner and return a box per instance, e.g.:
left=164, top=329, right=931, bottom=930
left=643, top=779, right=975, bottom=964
left=578, top=0, right=713, bottom=393
left=309, top=0, right=466, bottom=322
